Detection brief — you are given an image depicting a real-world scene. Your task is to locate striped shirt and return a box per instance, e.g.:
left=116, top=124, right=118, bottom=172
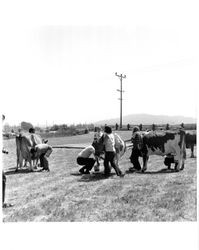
left=131, top=132, right=142, bottom=149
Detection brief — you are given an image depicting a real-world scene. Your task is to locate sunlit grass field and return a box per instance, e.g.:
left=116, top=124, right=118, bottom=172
left=2, top=131, right=197, bottom=222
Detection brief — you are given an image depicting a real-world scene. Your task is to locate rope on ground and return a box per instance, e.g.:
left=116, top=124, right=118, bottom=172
left=52, top=145, right=85, bottom=149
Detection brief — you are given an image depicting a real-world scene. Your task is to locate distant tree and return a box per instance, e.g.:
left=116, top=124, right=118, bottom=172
left=166, top=123, right=170, bottom=130
left=50, top=124, right=60, bottom=131
left=21, top=121, right=33, bottom=131
left=139, top=124, right=143, bottom=131
left=152, top=123, right=156, bottom=131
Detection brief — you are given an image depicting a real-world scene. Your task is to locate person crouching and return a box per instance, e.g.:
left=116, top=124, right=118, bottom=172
left=77, top=146, right=96, bottom=174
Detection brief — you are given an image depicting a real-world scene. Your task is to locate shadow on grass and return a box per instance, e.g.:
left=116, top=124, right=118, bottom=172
left=78, top=172, right=116, bottom=182
left=70, top=172, right=83, bottom=176
left=5, top=168, right=44, bottom=175
left=125, top=168, right=178, bottom=175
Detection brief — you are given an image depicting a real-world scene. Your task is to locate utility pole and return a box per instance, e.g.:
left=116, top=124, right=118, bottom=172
left=115, top=72, right=126, bottom=129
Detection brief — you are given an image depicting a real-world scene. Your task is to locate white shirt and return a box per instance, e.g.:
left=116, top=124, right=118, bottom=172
left=104, top=133, right=116, bottom=152
left=78, top=146, right=95, bottom=158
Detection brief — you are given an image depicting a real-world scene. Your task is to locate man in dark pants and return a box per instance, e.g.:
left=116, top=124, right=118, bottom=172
left=103, top=126, right=124, bottom=177
left=129, top=126, right=143, bottom=172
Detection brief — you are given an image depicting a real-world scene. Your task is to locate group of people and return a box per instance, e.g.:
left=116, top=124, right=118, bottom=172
left=76, top=125, right=125, bottom=177
left=2, top=114, right=53, bottom=208
left=76, top=125, right=151, bottom=175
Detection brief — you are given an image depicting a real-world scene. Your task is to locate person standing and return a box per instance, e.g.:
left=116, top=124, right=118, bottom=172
left=103, top=126, right=124, bottom=177
left=2, top=114, right=13, bottom=208
left=129, top=126, right=143, bottom=172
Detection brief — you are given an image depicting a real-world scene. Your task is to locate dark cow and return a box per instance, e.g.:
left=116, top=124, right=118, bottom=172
left=185, top=130, right=196, bottom=158
left=139, top=129, right=186, bottom=172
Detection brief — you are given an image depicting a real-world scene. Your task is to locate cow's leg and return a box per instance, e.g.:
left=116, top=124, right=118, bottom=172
left=174, top=150, right=183, bottom=171
left=142, top=154, right=149, bottom=172
left=16, top=158, right=19, bottom=172
left=32, top=159, right=38, bottom=169
left=190, top=145, right=194, bottom=158
left=174, top=157, right=180, bottom=171
left=114, top=153, right=119, bottom=168
left=28, top=159, right=34, bottom=172
left=23, top=160, right=28, bottom=168
left=180, top=147, right=186, bottom=170
left=16, top=153, right=23, bottom=172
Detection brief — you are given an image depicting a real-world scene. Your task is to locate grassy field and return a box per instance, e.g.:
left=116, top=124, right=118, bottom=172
left=2, top=131, right=197, bottom=222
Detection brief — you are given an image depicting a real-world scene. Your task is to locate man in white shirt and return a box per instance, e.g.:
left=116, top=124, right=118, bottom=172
left=77, top=145, right=96, bottom=174
left=103, top=126, right=125, bottom=177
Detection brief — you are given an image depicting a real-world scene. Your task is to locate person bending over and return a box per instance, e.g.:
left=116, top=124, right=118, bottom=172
left=77, top=145, right=97, bottom=174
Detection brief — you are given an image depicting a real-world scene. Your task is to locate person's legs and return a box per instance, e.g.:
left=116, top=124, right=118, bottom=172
left=40, top=155, right=50, bottom=171
left=84, top=158, right=95, bottom=173
left=77, top=157, right=87, bottom=173
left=130, top=149, right=141, bottom=170
left=108, top=152, right=123, bottom=176
left=39, top=154, right=49, bottom=171
left=2, top=172, right=6, bottom=206
left=77, top=157, right=95, bottom=174
left=104, top=153, right=111, bottom=176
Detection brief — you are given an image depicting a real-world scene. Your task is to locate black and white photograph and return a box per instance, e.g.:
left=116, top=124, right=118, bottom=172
left=0, top=1, right=198, bottom=250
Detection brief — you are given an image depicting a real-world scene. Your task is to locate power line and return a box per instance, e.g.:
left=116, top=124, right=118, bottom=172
left=115, top=72, right=126, bottom=129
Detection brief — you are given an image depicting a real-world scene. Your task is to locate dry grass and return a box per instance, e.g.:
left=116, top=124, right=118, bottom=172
left=2, top=132, right=197, bottom=222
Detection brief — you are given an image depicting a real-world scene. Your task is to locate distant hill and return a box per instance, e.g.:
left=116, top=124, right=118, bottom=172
left=94, top=113, right=196, bottom=125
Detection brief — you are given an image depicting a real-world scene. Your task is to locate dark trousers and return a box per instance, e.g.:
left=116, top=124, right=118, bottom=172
left=40, top=154, right=49, bottom=171
left=130, top=148, right=142, bottom=170
left=104, top=152, right=122, bottom=176
left=77, top=157, right=96, bottom=173
left=2, top=172, right=6, bottom=205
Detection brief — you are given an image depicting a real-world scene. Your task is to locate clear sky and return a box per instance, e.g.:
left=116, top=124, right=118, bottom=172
left=0, top=0, right=198, bottom=126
